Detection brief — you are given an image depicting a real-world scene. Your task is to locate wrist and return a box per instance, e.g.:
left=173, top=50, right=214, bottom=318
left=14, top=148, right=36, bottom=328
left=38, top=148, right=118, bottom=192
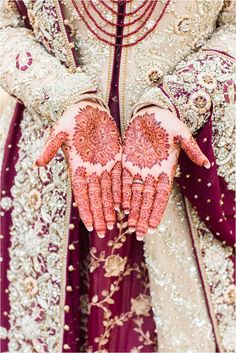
left=60, top=94, right=110, bottom=119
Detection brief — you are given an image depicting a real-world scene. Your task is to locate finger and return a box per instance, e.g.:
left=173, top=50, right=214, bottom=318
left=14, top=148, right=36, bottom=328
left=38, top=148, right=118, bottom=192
left=128, top=176, right=144, bottom=233
left=88, top=173, right=106, bottom=238
left=72, top=167, right=94, bottom=232
left=36, top=128, right=67, bottom=167
left=122, top=168, right=133, bottom=214
left=179, top=136, right=210, bottom=169
left=101, top=171, right=116, bottom=230
left=148, top=173, right=171, bottom=233
left=111, top=161, right=122, bottom=211
left=136, top=176, right=156, bottom=239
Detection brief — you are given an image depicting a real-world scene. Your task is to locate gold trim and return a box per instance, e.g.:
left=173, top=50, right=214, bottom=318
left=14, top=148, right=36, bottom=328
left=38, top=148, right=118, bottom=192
left=202, top=49, right=236, bottom=62
left=52, top=3, right=77, bottom=350
left=105, top=1, right=116, bottom=104
left=119, top=1, right=132, bottom=136
left=162, top=80, right=186, bottom=121
left=58, top=92, right=109, bottom=118
left=53, top=0, right=77, bottom=72
left=185, top=198, right=225, bottom=353
left=57, top=175, right=72, bottom=352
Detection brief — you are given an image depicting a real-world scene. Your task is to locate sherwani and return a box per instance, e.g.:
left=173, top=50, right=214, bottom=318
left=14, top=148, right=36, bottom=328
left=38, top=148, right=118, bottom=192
left=0, top=0, right=235, bottom=352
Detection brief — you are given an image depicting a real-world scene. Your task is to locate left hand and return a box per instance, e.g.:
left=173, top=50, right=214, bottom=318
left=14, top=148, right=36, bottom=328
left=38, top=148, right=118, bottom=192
left=122, top=106, right=210, bottom=240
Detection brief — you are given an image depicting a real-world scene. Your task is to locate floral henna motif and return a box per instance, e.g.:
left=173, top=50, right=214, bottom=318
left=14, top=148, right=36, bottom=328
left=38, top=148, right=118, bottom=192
left=124, top=112, right=170, bottom=169
left=73, top=105, right=120, bottom=166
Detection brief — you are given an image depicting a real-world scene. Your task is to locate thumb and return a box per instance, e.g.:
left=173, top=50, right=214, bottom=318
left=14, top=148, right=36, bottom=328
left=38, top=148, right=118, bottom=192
left=35, top=127, right=67, bottom=167
left=179, top=135, right=211, bottom=169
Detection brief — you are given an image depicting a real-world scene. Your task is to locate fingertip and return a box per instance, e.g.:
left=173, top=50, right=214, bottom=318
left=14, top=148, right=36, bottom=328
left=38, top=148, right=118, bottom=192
left=107, top=223, right=114, bottom=230
left=204, top=160, right=211, bottom=169
left=98, top=232, right=105, bottom=238
left=124, top=209, right=129, bottom=215
left=87, top=226, right=94, bottom=232
left=114, top=205, right=121, bottom=212
left=148, top=228, right=156, bottom=234
left=128, top=227, right=135, bottom=233
left=35, top=158, right=44, bottom=167
left=136, top=235, right=144, bottom=241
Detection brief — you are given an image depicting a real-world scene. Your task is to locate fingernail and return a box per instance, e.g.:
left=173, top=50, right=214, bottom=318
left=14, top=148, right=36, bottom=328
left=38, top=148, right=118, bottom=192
left=87, top=226, right=94, bottom=232
left=107, top=224, right=114, bottom=230
left=204, top=160, right=211, bottom=169
left=114, top=205, right=120, bottom=212
left=98, top=232, right=105, bottom=238
left=35, top=158, right=44, bottom=167
left=148, top=228, right=155, bottom=234
left=128, top=227, right=135, bottom=233
left=124, top=209, right=129, bottom=215
left=136, top=235, right=144, bottom=241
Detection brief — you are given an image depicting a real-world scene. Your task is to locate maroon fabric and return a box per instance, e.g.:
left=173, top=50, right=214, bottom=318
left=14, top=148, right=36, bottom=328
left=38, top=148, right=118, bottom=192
left=14, top=0, right=32, bottom=29
left=177, top=116, right=235, bottom=247
left=0, top=103, right=24, bottom=353
left=184, top=198, right=220, bottom=353
left=62, top=202, right=90, bottom=352
left=87, top=225, right=157, bottom=352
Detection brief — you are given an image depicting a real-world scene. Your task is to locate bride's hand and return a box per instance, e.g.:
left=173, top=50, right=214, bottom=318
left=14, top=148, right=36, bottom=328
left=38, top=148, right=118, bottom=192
left=122, top=106, right=210, bottom=240
left=36, top=100, right=122, bottom=238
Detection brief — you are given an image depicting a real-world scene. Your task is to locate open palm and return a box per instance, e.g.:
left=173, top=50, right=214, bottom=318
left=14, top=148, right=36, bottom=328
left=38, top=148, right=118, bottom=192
left=122, top=106, right=210, bottom=240
left=36, top=101, right=122, bottom=238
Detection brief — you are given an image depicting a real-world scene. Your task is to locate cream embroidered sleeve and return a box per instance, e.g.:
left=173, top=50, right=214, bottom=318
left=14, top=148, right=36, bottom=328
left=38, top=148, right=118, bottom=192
left=133, top=2, right=236, bottom=134
left=0, top=1, right=98, bottom=122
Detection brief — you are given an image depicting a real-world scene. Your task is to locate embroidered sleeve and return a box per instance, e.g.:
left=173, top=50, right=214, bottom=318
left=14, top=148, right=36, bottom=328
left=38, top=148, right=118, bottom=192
left=133, top=1, right=236, bottom=130
left=0, top=1, right=99, bottom=122
left=133, top=21, right=236, bottom=133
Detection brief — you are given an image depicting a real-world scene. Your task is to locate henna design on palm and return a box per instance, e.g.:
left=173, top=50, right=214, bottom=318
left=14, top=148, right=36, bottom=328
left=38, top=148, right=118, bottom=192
left=36, top=101, right=122, bottom=238
left=122, top=107, right=210, bottom=240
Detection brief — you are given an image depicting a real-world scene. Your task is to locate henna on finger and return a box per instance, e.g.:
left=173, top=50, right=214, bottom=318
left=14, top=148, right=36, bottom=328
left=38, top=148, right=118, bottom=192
left=122, top=168, right=133, bottom=214
left=176, top=135, right=210, bottom=168
left=111, top=161, right=122, bottom=211
left=72, top=167, right=94, bottom=232
left=88, top=173, right=106, bottom=238
left=148, top=172, right=171, bottom=232
left=128, top=175, right=144, bottom=232
left=36, top=130, right=68, bottom=166
left=101, top=171, right=116, bottom=230
left=136, top=175, right=156, bottom=238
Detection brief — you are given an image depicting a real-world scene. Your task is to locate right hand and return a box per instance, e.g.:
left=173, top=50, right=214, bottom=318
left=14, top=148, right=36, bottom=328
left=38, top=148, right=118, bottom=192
left=36, top=100, right=122, bottom=238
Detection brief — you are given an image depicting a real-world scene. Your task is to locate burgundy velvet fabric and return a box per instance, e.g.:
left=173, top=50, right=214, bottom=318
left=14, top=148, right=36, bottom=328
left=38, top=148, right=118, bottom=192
left=0, top=103, right=24, bottom=353
left=177, top=116, right=235, bottom=247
